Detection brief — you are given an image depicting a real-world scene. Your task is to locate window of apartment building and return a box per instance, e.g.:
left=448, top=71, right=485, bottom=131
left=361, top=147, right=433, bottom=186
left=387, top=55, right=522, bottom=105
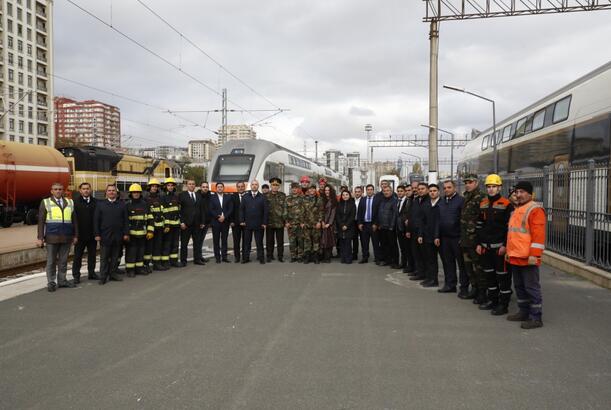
left=27, top=12, right=31, bottom=25
left=8, top=86, right=14, bottom=99
left=18, top=56, right=23, bottom=68
left=28, top=122, right=33, bottom=134
left=9, top=119, right=15, bottom=131
left=18, top=40, right=23, bottom=52
left=8, top=19, right=13, bottom=33
left=28, top=107, right=33, bottom=119
left=18, top=88, right=24, bottom=98
left=27, top=44, right=32, bottom=56
left=8, top=36, right=14, bottom=49
left=27, top=59, right=32, bottom=72
left=17, top=8, right=23, bottom=21
left=27, top=93, right=32, bottom=103
left=28, top=137, right=33, bottom=144
left=19, top=136, right=24, bottom=143
left=8, top=53, right=14, bottom=65
left=7, top=3, right=13, bottom=16
left=18, top=24, right=23, bottom=37
left=27, top=28, right=32, bottom=41
left=18, top=72, right=23, bottom=85
left=9, top=135, right=15, bottom=142
left=19, top=121, right=24, bottom=132
left=27, top=0, right=32, bottom=9
left=27, top=75, right=32, bottom=87
left=18, top=105, right=24, bottom=117
left=8, top=69, right=14, bottom=82
left=39, top=139, right=48, bottom=146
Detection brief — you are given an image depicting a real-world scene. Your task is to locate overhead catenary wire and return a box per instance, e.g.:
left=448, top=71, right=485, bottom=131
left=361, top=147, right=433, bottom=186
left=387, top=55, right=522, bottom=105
left=135, top=0, right=282, bottom=111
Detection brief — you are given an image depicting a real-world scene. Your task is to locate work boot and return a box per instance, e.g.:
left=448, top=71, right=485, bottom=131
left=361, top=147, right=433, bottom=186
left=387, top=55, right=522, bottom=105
left=473, top=289, right=487, bottom=305
left=491, top=305, right=508, bottom=316
left=466, top=287, right=478, bottom=299
left=137, top=267, right=149, bottom=276
left=457, top=288, right=470, bottom=299
left=521, top=319, right=543, bottom=329
left=507, top=311, right=529, bottom=322
left=266, top=256, right=273, bottom=263
left=110, top=273, right=123, bottom=281
left=290, top=257, right=296, bottom=263
left=126, top=269, right=136, bottom=278
left=478, top=300, right=495, bottom=311
left=145, top=264, right=153, bottom=274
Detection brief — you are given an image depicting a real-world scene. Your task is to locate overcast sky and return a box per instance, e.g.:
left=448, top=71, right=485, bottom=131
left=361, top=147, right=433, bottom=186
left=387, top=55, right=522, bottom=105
left=54, top=1, right=611, bottom=171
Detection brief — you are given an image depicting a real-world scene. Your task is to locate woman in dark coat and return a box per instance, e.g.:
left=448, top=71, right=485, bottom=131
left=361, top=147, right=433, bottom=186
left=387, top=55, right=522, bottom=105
left=320, top=185, right=337, bottom=263
left=336, top=190, right=356, bottom=264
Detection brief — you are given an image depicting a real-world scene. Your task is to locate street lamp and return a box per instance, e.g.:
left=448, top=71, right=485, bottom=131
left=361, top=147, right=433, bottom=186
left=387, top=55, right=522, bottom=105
left=443, top=85, right=497, bottom=173
left=421, top=124, right=455, bottom=180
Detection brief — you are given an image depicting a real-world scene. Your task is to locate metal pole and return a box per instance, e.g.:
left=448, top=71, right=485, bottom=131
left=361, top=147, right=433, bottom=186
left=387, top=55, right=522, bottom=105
left=315, top=140, right=318, bottom=162
left=585, top=159, right=595, bottom=265
left=492, top=100, right=498, bottom=173
left=221, top=88, right=227, bottom=145
left=450, top=132, right=454, bottom=181
left=428, top=20, right=440, bottom=184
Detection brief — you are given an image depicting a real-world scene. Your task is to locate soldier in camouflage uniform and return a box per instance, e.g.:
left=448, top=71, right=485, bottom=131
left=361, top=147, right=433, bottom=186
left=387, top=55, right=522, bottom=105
left=302, top=184, right=323, bottom=264
left=460, top=173, right=486, bottom=302
left=264, top=177, right=287, bottom=262
left=285, top=182, right=305, bottom=262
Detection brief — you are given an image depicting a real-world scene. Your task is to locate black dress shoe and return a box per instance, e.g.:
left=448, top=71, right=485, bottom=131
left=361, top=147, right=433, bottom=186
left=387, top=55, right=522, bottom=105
left=194, top=260, right=206, bottom=265
left=438, top=286, right=457, bottom=293
left=266, top=256, right=273, bottom=263
left=73, top=277, right=81, bottom=285
left=358, top=259, right=368, bottom=264
left=491, top=305, right=508, bottom=316
left=375, top=261, right=382, bottom=266
left=58, top=281, right=75, bottom=288
left=457, top=289, right=472, bottom=299
left=109, top=274, right=123, bottom=282
left=409, top=275, right=425, bottom=281
left=234, top=258, right=241, bottom=263
left=47, top=282, right=57, bottom=292
left=421, top=281, right=439, bottom=288
left=241, top=259, right=250, bottom=264
left=259, top=259, right=266, bottom=264
left=391, top=264, right=402, bottom=269
left=216, top=259, right=221, bottom=264
left=222, top=258, right=230, bottom=263
left=402, top=268, right=414, bottom=274
left=478, top=301, right=495, bottom=310
left=88, top=273, right=100, bottom=280
left=98, top=277, right=107, bottom=285
left=278, top=257, right=284, bottom=263
left=521, top=319, right=543, bottom=329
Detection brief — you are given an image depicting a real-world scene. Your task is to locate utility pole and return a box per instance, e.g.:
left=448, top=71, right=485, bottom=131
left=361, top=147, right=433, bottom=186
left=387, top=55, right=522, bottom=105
left=221, top=88, right=227, bottom=146
left=428, top=20, right=439, bottom=184
left=315, top=140, right=318, bottom=162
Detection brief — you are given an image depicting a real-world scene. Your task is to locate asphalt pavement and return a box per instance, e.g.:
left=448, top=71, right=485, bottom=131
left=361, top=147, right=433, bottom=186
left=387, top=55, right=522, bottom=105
left=1, top=251, right=610, bottom=410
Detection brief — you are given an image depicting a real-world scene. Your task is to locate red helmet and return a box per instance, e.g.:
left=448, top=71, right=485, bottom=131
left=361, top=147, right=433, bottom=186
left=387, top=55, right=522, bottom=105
left=318, top=177, right=327, bottom=184
left=300, top=176, right=310, bottom=183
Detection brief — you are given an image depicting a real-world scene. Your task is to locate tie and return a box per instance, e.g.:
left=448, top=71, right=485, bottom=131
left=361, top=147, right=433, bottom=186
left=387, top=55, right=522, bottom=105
left=366, top=197, right=371, bottom=222
left=253, top=192, right=256, bottom=199
left=191, top=192, right=195, bottom=202
left=58, top=198, right=63, bottom=208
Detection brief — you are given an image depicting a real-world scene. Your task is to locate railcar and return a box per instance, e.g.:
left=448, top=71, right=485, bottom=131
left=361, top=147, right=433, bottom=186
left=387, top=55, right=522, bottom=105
left=209, top=139, right=348, bottom=193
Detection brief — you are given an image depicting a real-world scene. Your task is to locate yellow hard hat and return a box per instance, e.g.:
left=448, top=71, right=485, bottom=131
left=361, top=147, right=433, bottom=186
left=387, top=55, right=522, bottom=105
left=165, top=177, right=176, bottom=184
left=148, top=178, right=160, bottom=186
left=484, top=174, right=502, bottom=186
left=129, top=183, right=143, bottom=193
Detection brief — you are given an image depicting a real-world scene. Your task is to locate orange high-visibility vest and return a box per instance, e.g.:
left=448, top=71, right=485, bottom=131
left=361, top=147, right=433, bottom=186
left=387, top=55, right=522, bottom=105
left=507, top=200, right=546, bottom=265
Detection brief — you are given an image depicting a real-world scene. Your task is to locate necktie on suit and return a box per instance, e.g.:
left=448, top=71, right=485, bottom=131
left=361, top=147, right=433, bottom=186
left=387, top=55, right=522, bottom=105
left=190, top=192, right=195, bottom=202
left=366, top=197, right=372, bottom=222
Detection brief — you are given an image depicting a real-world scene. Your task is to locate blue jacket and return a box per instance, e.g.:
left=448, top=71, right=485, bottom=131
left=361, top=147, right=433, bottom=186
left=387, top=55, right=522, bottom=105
left=239, top=191, right=269, bottom=229
left=438, top=193, right=464, bottom=238
left=208, top=193, right=234, bottom=226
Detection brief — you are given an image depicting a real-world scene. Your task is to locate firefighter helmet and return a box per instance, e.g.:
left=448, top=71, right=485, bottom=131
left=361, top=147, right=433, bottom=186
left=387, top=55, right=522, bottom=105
left=129, top=183, right=143, bottom=193
left=484, top=174, right=502, bottom=186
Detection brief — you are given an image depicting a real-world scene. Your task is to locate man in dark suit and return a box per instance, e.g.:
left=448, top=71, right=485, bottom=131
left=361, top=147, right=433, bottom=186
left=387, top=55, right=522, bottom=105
left=72, top=182, right=98, bottom=283
left=240, top=180, right=269, bottom=264
left=179, top=179, right=206, bottom=266
left=417, top=184, right=441, bottom=288
left=352, top=186, right=363, bottom=261
left=231, top=181, right=247, bottom=263
left=199, top=181, right=212, bottom=261
left=357, top=184, right=379, bottom=264
left=94, top=184, right=129, bottom=285
left=208, top=182, right=234, bottom=263
left=396, top=184, right=413, bottom=274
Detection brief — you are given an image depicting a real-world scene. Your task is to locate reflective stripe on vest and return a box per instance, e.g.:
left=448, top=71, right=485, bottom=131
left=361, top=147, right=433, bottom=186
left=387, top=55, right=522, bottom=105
left=44, top=197, right=74, bottom=236
left=507, top=201, right=542, bottom=258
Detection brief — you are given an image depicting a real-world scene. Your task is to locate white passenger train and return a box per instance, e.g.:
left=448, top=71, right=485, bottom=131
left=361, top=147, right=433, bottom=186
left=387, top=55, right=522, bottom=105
left=209, top=139, right=348, bottom=193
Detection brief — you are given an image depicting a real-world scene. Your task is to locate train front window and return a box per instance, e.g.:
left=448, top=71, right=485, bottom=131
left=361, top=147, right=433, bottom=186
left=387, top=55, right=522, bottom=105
left=213, top=155, right=255, bottom=182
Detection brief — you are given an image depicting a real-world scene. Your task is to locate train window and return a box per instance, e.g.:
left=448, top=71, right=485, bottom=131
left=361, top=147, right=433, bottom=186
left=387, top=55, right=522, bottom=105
left=212, top=155, right=255, bottom=183
left=501, top=125, right=512, bottom=143
left=523, top=114, right=534, bottom=135
left=532, top=109, right=545, bottom=132
left=543, top=104, right=555, bottom=127
left=553, top=95, right=571, bottom=123
left=481, top=135, right=489, bottom=151
left=514, top=117, right=527, bottom=138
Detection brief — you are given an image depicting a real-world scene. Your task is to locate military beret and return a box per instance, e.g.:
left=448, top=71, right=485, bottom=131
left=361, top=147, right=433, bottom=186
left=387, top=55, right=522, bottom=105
left=319, top=177, right=327, bottom=184
left=290, top=182, right=300, bottom=189
left=462, top=173, right=478, bottom=182
left=269, top=177, right=282, bottom=184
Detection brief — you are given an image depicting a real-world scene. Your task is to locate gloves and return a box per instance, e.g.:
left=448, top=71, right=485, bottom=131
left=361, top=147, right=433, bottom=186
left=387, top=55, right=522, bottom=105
left=146, top=232, right=154, bottom=240
left=164, top=227, right=170, bottom=233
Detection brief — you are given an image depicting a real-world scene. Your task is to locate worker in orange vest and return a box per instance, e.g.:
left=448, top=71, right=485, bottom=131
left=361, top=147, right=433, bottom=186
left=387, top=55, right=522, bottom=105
left=506, top=181, right=546, bottom=329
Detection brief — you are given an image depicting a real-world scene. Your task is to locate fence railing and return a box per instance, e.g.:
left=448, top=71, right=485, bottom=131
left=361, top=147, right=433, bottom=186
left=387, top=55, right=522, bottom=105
left=458, top=160, right=611, bottom=271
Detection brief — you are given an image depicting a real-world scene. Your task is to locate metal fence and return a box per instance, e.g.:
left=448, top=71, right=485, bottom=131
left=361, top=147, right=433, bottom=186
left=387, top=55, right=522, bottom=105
left=459, top=160, right=611, bottom=271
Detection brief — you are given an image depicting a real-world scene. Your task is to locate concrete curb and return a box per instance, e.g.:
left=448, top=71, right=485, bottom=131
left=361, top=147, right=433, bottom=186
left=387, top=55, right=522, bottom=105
left=543, top=251, right=611, bottom=289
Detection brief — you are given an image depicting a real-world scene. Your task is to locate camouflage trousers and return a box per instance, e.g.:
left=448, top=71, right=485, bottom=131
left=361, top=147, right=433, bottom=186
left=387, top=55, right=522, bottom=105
left=303, top=227, right=321, bottom=254
left=287, top=225, right=304, bottom=259
left=461, top=246, right=486, bottom=291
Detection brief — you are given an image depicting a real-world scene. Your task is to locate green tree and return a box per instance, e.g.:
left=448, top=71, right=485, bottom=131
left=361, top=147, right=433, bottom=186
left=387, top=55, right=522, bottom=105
left=182, top=166, right=206, bottom=185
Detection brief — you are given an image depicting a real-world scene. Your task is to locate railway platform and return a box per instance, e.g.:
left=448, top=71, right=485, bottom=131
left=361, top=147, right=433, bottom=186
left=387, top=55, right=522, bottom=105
left=1, top=243, right=610, bottom=409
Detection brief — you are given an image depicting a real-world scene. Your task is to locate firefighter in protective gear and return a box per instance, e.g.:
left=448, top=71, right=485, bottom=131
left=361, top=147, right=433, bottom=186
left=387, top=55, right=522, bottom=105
left=126, top=184, right=152, bottom=277
left=475, top=174, right=513, bottom=315
left=144, top=178, right=167, bottom=272
left=506, top=180, right=546, bottom=329
left=162, top=178, right=182, bottom=268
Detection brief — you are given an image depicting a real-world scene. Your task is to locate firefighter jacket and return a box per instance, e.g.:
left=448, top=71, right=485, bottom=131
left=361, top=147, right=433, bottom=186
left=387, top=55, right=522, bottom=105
left=476, top=194, right=513, bottom=248
left=127, top=197, right=152, bottom=238
left=162, top=191, right=181, bottom=228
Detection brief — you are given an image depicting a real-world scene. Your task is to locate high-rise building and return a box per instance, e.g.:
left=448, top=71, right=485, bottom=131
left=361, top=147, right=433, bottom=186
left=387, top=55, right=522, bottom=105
left=346, top=152, right=360, bottom=168
left=54, top=97, right=121, bottom=150
left=324, top=149, right=342, bottom=172
left=219, top=124, right=256, bottom=144
left=188, top=139, right=216, bottom=161
left=0, top=0, right=54, bottom=146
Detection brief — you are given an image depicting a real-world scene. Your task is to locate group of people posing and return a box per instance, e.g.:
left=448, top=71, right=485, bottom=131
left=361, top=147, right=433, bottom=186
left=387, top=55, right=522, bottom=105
left=37, top=172, right=546, bottom=329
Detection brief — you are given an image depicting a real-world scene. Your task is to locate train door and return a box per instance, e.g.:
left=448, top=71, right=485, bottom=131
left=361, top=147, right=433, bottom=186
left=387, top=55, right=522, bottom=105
left=552, top=154, right=570, bottom=235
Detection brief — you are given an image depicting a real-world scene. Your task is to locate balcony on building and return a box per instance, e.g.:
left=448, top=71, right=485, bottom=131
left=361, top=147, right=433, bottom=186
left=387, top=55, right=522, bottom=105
left=36, top=34, right=47, bottom=49
left=36, top=19, right=47, bottom=33
left=36, top=66, right=47, bottom=78
left=36, top=4, right=47, bottom=20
